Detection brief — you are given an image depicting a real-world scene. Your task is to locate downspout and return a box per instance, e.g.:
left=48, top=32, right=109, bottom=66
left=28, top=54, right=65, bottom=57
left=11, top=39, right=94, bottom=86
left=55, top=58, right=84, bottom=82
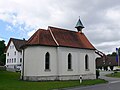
left=21, top=49, right=24, bottom=80
left=56, top=47, right=59, bottom=80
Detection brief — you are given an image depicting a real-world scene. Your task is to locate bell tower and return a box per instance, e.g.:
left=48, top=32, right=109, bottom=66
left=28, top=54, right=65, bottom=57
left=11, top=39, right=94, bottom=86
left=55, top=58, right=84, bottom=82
left=75, top=18, right=84, bottom=32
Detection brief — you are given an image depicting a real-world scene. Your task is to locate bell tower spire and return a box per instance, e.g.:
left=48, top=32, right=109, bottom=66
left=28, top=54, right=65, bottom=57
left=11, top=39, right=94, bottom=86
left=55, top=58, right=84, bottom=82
left=75, top=17, right=84, bottom=32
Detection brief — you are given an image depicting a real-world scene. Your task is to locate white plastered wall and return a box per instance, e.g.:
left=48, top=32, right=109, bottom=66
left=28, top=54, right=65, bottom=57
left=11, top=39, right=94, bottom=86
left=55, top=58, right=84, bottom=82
left=24, top=46, right=57, bottom=76
left=57, top=47, right=96, bottom=77
left=23, top=46, right=96, bottom=80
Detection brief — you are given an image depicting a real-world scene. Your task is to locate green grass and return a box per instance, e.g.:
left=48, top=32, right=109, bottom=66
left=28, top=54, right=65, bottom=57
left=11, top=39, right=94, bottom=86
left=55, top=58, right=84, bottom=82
left=106, top=71, right=120, bottom=78
left=0, top=70, right=107, bottom=90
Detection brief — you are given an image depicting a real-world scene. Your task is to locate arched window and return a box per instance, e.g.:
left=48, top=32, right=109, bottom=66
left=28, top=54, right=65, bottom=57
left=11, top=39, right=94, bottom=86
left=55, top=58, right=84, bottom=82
left=68, top=53, right=72, bottom=70
left=85, top=54, right=89, bottom=70
left=45, top=52, right=50, bottom=70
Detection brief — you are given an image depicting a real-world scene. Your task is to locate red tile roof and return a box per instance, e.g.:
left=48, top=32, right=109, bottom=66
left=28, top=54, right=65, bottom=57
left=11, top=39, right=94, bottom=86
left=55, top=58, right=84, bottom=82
left=25, top=26, right=95, bottom=50
left=49, top=26, right=95, bottom=49
left=27, top=29, right=57, bottom=46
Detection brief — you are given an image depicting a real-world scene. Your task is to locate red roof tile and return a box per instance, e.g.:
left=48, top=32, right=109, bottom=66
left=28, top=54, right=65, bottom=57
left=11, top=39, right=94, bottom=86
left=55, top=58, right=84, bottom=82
left=27, top=29, right=57, bottom=46
left=25, top=26, right=95, bottom=50
left=49, top=26, right=95, bottom=49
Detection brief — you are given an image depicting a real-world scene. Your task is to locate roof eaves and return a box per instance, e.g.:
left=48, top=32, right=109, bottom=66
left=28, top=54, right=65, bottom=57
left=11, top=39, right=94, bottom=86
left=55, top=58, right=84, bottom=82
left=23, top=44, right=58, bottom=47
left=58, top=45, right=96, bottom=50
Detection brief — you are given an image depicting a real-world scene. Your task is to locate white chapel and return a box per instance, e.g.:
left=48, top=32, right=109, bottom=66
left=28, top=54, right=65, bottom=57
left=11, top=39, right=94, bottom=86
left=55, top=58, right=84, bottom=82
left=21, top=19, right=97, bottom=81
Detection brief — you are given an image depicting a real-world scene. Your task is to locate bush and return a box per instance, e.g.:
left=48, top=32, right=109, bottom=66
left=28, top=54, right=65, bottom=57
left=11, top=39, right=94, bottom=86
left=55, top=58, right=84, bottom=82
left=0, top=66, right=6, bottom=71
left=96, top=70, right=100, bottom=79
left=114, top=71, right=118, bottom=74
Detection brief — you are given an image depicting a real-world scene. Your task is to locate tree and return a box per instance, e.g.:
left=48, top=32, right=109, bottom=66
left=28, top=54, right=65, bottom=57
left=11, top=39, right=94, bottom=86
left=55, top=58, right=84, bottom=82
left=107, top=48, right=120, bottom=56
left=111, top=52, right=117, bottom=56
left=0, top=40, right=6, bottom=65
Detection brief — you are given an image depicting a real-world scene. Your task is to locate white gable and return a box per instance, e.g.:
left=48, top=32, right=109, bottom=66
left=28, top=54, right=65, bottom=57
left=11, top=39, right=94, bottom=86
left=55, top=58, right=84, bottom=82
left=6, top=41, right=23, bottom=71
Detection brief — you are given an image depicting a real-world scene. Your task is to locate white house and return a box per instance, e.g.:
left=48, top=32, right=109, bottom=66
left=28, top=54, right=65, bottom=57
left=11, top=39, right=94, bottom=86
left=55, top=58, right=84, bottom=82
left=5, top=38, right=26, bottom=72
left=21, top=19, right=97, bottom=81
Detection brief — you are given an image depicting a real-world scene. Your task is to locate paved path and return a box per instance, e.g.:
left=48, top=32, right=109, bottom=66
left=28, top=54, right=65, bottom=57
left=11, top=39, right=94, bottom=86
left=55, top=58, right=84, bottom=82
left=62, top=71, right=120, bottom=90
left=100, top=71, right=120, bottom=83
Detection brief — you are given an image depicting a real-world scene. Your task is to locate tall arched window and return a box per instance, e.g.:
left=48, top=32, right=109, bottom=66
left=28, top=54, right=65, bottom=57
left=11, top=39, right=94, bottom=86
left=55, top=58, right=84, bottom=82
left=45, top=52, right=50, bottom=70
left=68, top=53, right=72, bottom=70
left=85, top=54, right=89, bottom=70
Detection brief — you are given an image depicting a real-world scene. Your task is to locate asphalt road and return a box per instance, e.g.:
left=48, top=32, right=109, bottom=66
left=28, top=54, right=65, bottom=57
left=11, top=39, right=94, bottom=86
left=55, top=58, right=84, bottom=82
left=62, top=71, right=120, bottom=90
left=63, top=81, right=120, bottom=90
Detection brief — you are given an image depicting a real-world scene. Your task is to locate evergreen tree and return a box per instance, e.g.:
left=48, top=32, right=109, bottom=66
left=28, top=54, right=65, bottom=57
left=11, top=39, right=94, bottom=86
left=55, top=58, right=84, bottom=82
left=0, top=40, right=6, bottom=65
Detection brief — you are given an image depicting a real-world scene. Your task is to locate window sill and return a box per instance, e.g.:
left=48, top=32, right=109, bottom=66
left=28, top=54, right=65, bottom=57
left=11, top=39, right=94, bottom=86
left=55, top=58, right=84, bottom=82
left=44, top=69, right=51, bottom=72
left=67, top=69, right=73, bottom=71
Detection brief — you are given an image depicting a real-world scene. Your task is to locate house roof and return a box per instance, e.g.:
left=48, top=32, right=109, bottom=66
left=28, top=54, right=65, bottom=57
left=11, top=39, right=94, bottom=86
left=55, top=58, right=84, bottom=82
left=95, top=50, right=106, bottom=57
left=24, top=26, right=95, bottom=50
left=5, top=38, right=26, bottom=53
left=96, top=56, right=120, bottom=67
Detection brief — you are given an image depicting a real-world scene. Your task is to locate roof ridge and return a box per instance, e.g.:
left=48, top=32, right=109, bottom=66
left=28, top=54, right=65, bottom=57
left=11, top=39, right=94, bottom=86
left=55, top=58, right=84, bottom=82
left=48, top=27, right=59, bottom=46
left=48, top=26, right=78, bottom=33
left=10, top=38, right=26, bottom=41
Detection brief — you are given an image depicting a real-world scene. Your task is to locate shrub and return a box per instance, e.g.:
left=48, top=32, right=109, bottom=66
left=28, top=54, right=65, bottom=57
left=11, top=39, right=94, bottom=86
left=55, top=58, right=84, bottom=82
left=96, top=70, right=100, bottom=79
left=0, top=66, right=6, bottom=71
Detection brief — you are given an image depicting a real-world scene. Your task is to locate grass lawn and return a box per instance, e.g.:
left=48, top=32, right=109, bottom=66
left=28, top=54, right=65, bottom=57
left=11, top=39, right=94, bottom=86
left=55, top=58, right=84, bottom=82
left=0, top=70, right=107, bottom=90
left=106, top=71, right=120, bottom=78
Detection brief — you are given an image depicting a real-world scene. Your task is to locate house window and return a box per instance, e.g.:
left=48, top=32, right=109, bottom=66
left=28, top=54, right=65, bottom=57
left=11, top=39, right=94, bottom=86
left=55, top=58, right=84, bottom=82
left=45, top=52, right=50, bottom=70
left=14, top=58, right=16, bottom=63
left=12, top=59, right=13, bottom=63
left=85, top=54, right=89, bottom=70
left=68, top=53, right=72, bottom=70
left=7, top=53, right=9, bottom=56
left=7, top=59, right=9, bottom=63
left=10, top=59, right=11, bottom=63
left=14, top=51, right=16, bottom=55
left=20, top=58, right=22, bottom=63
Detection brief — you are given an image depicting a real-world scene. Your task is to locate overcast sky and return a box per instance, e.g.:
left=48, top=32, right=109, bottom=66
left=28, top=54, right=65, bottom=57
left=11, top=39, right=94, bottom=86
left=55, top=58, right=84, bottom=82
left=0, top=0, right=120, bottom=54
